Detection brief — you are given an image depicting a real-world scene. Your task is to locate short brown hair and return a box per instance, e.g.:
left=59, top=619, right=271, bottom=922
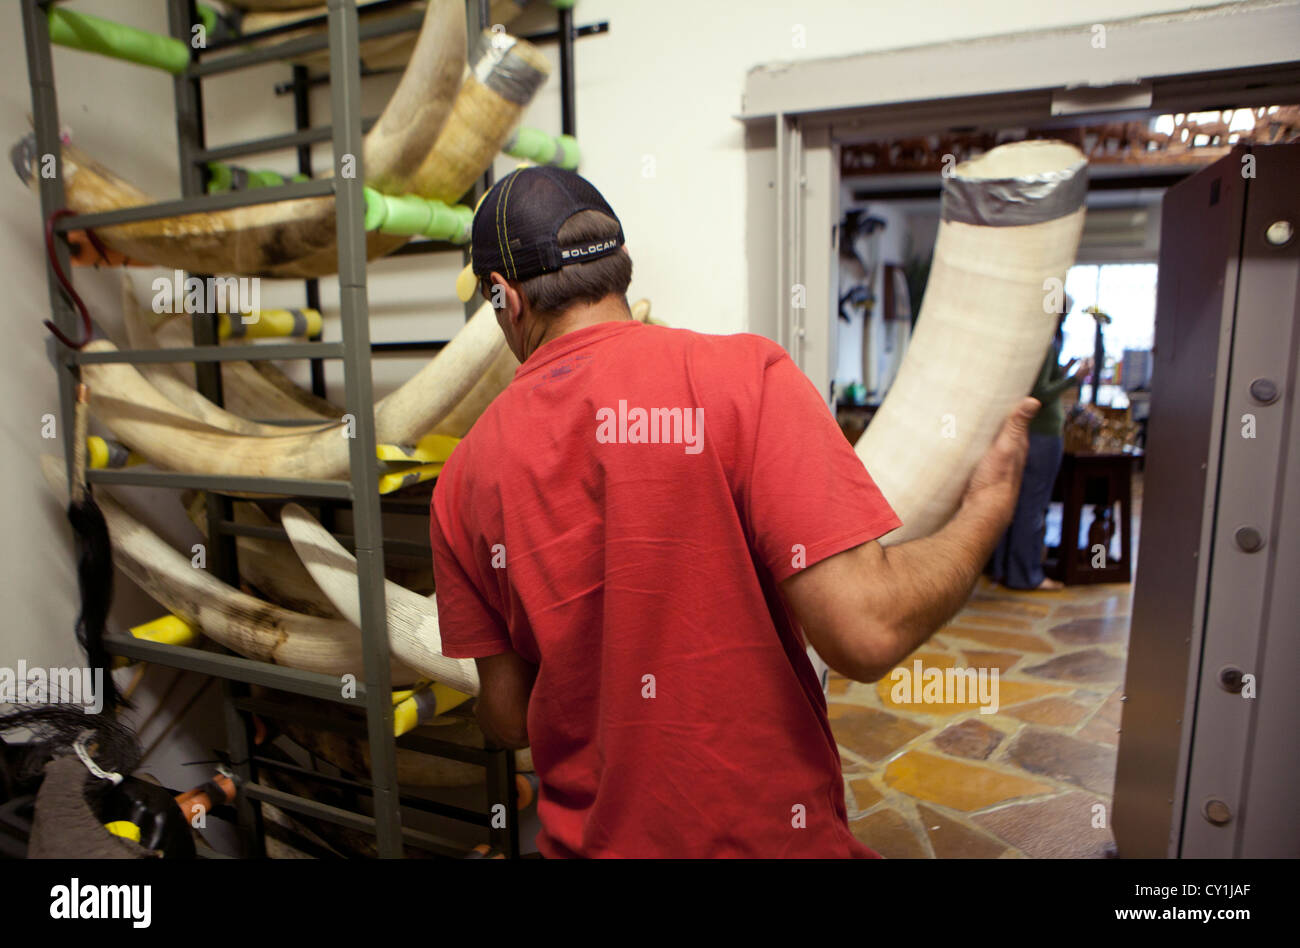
left=483, top=210, right=632, bottom=316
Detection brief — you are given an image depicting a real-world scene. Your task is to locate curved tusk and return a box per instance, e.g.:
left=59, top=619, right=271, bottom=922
left=81, top=299, right=504, bottom=480
left=280, top=503, right=478, bottom=695
left=855, top=140, right=1087, bottom=543
left=119, top=276, right=335, bottom=436
left=22, top=7, right=547, bottom=278
left=149, top=306, right=345, bottom=422
left=184, top=493, right=339, bottom=618
left=149, top=311, right=342, bottom=422
left=430, top=297, right=653, bottom=438
left=404, top=28, right=553, bottom=203
left=361, top=1, right=467, bottom=196
left=39, top=455, right=420, bottom=684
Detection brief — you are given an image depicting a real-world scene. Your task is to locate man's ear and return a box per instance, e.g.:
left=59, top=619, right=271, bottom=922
left=484, top=272, right=520, bottom=319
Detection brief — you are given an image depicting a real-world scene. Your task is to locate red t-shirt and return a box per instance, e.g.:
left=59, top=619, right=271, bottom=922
left=429, top=319, right=901, bottom=857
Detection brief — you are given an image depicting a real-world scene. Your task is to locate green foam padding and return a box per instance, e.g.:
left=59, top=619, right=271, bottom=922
left=49, top=7, right=190, bottom=75
left=381, top=194, right=435, bottom=237
left=196, top=4, right=218, bottom=36
left=553, top=134, right=581, bottom=170
left=363, top=187, right=387, bottom=231
left=363, top=188, right=472, bottom=242
left=508, top=126, right=557, bottom=164
left=206, top=163, right=304, bottom=193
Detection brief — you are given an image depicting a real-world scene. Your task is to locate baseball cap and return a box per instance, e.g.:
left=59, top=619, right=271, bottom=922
left=457, top=166, right=624, bottom=302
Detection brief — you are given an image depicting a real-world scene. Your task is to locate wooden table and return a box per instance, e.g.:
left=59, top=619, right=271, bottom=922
left=1046, top=450, right=1141, bottom=585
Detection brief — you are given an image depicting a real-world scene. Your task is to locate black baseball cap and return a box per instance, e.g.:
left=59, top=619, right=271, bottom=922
left=466, top=166, right=624, bottom=289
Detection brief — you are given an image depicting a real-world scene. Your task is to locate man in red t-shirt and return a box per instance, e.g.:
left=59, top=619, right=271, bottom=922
left=430, top=167, right=1037, bottom=858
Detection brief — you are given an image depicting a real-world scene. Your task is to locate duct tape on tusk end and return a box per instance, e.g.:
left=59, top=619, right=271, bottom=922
left=472, top=29, right=549, bottom=106
left=941, top=143, right=1089, bottom=227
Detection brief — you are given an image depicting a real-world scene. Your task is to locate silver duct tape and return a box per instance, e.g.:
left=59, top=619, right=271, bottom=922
left=105, top=440, right=132, bottom=469
left=471, top=29, right=547, bottom=105
left=941, top=157, right=1088, bottom=227
left=288, top=308, right=308, bottom=336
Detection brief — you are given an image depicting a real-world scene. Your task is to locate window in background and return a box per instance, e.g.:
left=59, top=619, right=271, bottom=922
left=1062, top=262, right=1158, bottom=406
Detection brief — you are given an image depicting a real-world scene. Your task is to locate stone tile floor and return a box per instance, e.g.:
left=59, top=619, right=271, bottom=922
left=834, top=482, right=1142, bottom=858
left=832, top=578, right=1131, bottom=858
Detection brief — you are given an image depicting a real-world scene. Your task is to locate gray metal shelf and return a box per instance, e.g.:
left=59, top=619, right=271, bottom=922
left=20, top=0, right=517, bottom=860
left=25, top=0, right=595, bottom=860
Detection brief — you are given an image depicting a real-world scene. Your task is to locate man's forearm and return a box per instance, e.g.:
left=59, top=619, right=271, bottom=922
left=872, top=497, right=1009, bottom=664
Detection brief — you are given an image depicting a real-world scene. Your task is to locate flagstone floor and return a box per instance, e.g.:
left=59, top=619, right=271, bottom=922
left=834, top=486, right=1141, bottom=858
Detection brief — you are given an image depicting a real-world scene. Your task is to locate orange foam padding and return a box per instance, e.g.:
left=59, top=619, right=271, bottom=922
left=67, top=230, right=145, bottom=267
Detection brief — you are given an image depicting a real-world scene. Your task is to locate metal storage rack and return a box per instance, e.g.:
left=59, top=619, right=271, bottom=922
left=22, top=0, right=599, bottom=858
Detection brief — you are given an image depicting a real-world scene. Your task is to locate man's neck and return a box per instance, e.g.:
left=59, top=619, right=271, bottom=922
left=526, top=295, right=632, bottom=359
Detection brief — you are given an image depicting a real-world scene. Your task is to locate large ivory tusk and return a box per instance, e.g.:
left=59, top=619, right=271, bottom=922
left=360, top=1, right=467, bottom=196
left=29, top=0, right=468, bottom=278
left=238, top=1, right=538, bottom=98
left=184, top=493, right=338, bottom=618
left=119, top=276, right=334, bottom=436
left=149, top=312, right=342, bottom=422
left=855, top=140, right=1087, bottom=543
left=431, top=297, right=651, bottom=438
left=80, top=299, right=505, bottom=480
left=39, top=455, right=419, bottom=684
left=280, top=503, right=478, bottom=694
left=19, top=10, right=549, bottom=278
left=404, top=29, right=553, bottom=202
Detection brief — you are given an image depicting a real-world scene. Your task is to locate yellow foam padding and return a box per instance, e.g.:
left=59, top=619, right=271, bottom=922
left=87, top=436, right=143, bottom=470
left=133, top=614, right=199, bottom=647
left=217, top=308, right=323, bottom=339
left=377, top=461, right=444, bottom=495
left=456, top=262, right=478, bottom=303
left=87, top=436, right=109, bottom=470
left=104, top=821, right=141, bottom=843
left=375, top=432, right=460, bottom=463
left=114, top=614, right=201, bottom=668
left=393, top=682, right=473, bottom=736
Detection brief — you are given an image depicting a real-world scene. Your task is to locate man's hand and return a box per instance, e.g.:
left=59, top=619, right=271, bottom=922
left=960, top=397, right=1040, bottom=527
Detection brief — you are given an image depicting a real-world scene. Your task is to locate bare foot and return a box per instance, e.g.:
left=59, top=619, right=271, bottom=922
left=1035, top=578, right=1065, bottom=591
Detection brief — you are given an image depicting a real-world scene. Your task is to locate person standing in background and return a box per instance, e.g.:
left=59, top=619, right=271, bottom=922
left=989, top=298, right=1092, bottom=591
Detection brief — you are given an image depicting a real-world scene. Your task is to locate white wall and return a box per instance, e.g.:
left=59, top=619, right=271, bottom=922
left=0, top=0, right=1243, bottom=820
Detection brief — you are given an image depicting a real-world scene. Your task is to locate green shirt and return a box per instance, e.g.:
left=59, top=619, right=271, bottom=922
left=1029, top=338, right=1077, bottom=436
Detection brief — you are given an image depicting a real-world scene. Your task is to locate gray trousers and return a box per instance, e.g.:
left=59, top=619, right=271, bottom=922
left=989, top=432, right=1064, bottom=590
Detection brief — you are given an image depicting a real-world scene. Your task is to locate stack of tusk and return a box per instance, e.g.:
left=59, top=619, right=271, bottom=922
left=79, top=298, right=505, bottom=480
left=118, top=276, right=337, bottom=436
left=855, top=139, right=1088, bottom=543
left=280, top=503, right=478, bottom=695
left=40, top=455, right=421, bottom=684
left=184, top=493, right=339, bottom=618
left=19, top=4, right=551, bottom=279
